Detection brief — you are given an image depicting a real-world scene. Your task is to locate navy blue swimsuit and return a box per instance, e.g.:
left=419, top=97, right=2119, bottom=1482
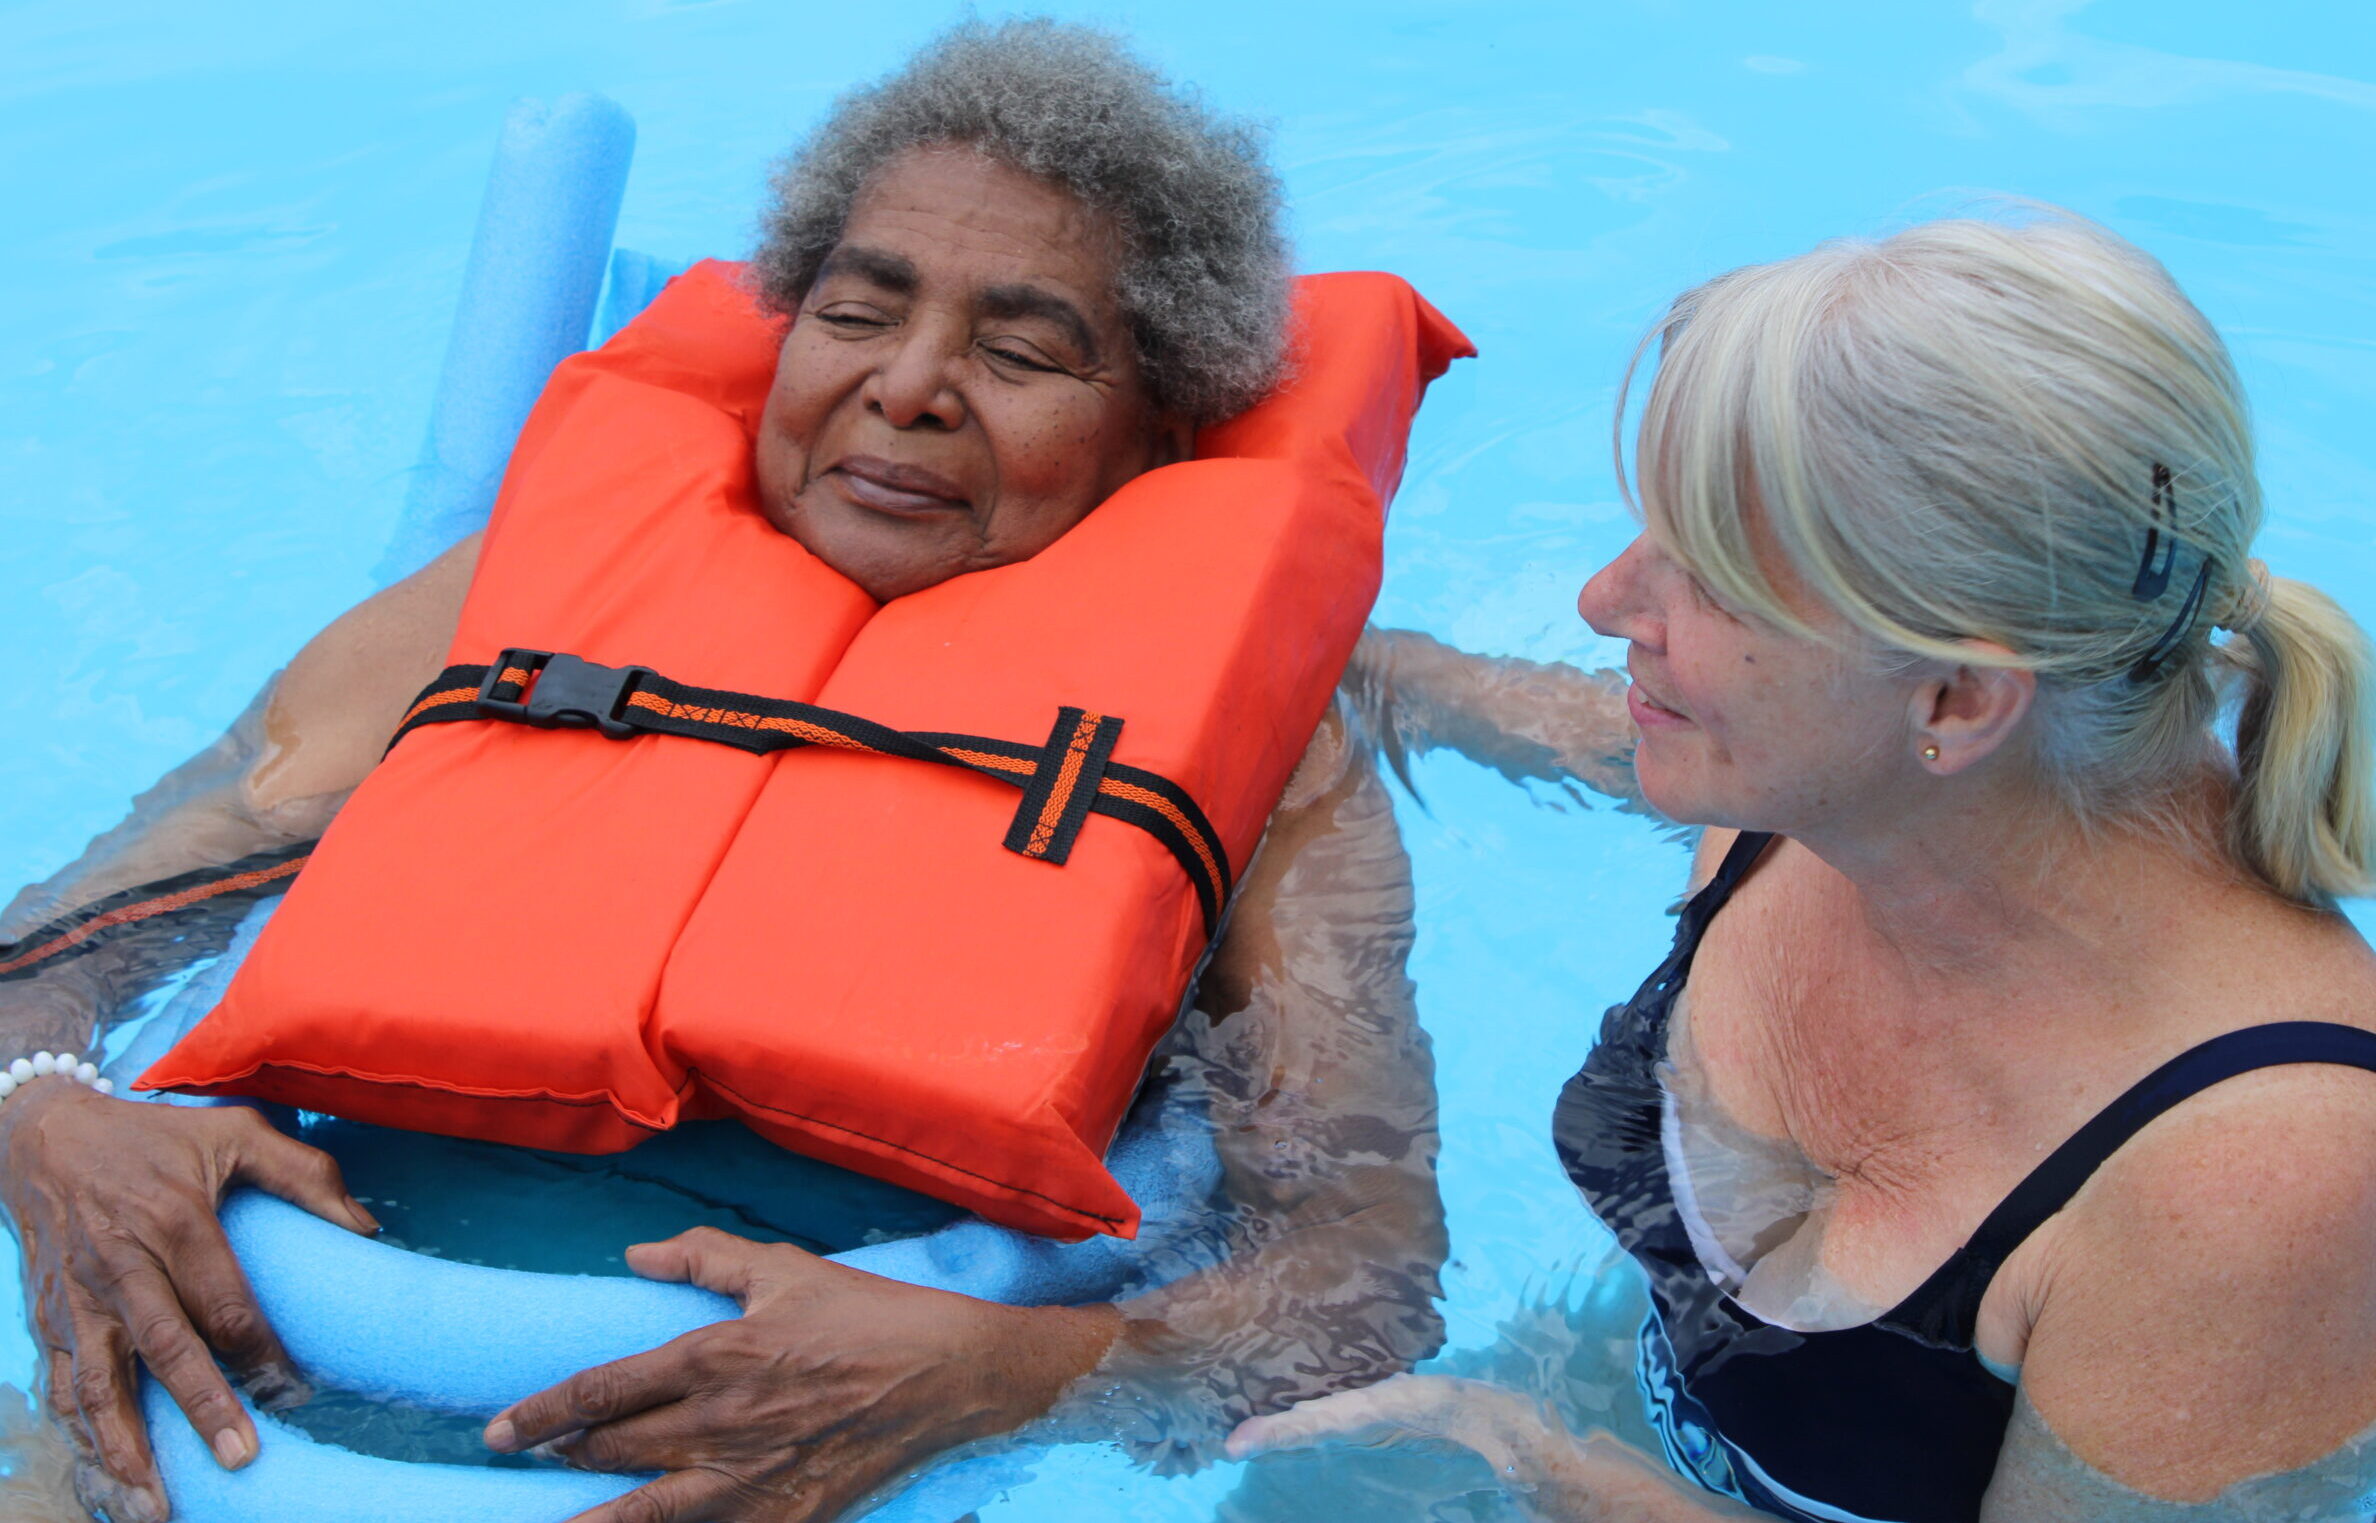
left=1554, top=830, right=2376, bottom=1523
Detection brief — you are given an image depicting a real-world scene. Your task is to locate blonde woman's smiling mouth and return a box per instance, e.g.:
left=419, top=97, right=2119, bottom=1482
left=1626, top=672, right=1693, bottom=730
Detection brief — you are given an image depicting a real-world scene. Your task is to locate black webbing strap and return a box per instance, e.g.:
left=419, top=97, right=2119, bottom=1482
left=1004, top=707, right=1127, bottom=862
left=390, top=651, right=1231, bottom=933
left=0, top=842, right=312, bottom=985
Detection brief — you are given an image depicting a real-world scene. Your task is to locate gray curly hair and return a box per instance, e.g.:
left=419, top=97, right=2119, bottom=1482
left=751, top=17, right=1291, bottom=424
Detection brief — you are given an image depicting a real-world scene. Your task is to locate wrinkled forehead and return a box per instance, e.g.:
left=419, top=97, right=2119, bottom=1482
left=814, top=241, right=1110, bottom=367
left=823, top=146, right=1130, bottom=328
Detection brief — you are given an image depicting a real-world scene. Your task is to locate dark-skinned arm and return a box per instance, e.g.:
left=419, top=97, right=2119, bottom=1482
left=0, top=533, right=478, bottom=1523
left=1347, top=626, right=1639, bottom=804
left=1072, top=704, right=1447, bottom=1465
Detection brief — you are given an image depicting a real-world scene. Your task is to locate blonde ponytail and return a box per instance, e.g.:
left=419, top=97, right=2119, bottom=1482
left=2227, top=574, right=2376, bottom=902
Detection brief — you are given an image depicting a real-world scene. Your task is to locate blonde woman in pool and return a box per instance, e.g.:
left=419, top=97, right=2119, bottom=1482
left=1237, top=211, right=2376, bottom=1521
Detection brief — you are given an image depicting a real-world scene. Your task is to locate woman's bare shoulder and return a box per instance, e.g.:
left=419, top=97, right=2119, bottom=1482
left=2014, top=1043, right=2376, bottom=1501
left=243, top=531, right=482, bottom=825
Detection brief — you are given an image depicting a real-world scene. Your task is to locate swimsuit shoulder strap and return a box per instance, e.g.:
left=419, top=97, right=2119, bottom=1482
left=1678, top=830, right=1777, bottom=942
left=1603, top=830, right=1776, bottom=1036
left=1885, top=1020, right=2376, bottom=1349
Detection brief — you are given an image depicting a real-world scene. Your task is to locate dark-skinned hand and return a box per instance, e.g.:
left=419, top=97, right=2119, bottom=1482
left=484, top=1227, right=1122, bottom=1523
left=0, top=1079, right=378, bottom=1523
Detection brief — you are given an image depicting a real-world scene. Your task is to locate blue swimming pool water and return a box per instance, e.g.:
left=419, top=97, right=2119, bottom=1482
left=5, top=2, right=2375, bottom=1517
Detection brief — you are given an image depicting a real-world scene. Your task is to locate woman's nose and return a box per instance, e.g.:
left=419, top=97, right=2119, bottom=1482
left=1578, top=535, right=1659, bottom=643
left=865, top=326, right=968, bottom=431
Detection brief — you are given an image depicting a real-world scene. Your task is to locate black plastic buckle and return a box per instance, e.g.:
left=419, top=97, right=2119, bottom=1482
left=476, top=649, right=650, bottom=739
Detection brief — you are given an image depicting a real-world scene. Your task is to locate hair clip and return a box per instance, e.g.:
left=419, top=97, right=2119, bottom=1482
left=2129, top=462, right=2211, bottom=680
left=2133, top=462, right=2177, bottom=600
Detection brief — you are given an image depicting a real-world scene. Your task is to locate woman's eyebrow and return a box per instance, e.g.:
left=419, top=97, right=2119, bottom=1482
left=815, top=245, right=917, bottom=292
left=978, top=282, right=1101, bottom=363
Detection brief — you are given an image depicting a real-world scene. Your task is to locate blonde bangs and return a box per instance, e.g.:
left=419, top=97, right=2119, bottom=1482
left=1622, top=277, right=1809, bottom=639
left=1622, top=248, right=2001, bottom=665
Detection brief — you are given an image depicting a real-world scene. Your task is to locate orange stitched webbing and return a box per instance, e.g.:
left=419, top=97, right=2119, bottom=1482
left=1095, top=778, right=1224, bottom=895
left=624, top=691, right=883, bottom=750
left=1024, top=711, right=1105, bottom=858
left=399, top=665, right=533, bottom=730
left=622, top=695, right=1065, bottom=789
left=0, top=856, right=308, bottom=978
left=942, top=747, right=1033, bottom=776
left=398, top=686, right=475, bottom=730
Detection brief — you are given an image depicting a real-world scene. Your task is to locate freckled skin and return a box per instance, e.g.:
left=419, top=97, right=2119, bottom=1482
left=754, top=146, right=1192, bottom=602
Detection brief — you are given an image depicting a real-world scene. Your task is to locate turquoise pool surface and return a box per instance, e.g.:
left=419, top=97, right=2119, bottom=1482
left=5, top=2, right=2375, bottom=1518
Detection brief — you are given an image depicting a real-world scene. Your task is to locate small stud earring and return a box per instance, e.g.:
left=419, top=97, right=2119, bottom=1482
left=1921, top=744, right=1941, bottom=762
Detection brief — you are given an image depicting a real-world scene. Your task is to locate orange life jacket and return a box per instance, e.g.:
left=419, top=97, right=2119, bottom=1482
left=142, top=260, right=1470, bottom=1239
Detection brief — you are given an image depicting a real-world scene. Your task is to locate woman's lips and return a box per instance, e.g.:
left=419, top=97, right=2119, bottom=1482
left=829, top=456, right=971, bottom=517
left=1627, top=680, right=1692, bottom=730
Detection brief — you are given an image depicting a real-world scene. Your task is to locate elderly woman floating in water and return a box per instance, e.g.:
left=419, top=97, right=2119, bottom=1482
left=0, top=21, right=1585, bottom=1523
left=1242, top=213, right=2376, bottom=1521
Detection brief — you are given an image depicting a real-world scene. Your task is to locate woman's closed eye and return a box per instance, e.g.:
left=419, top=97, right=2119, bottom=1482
left=977, top=336, right=1073, bottom=375
left=812, top=303, right=896, bottom=332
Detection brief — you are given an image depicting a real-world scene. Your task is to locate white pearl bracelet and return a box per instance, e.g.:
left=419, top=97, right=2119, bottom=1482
left=0, top=1050, right=113, bottom=1108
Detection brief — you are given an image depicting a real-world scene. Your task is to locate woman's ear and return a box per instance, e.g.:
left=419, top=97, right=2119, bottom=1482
left=1911, top=642, right=2035, bottom=775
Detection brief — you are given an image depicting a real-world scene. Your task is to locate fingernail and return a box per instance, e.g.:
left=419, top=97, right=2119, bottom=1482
left=348, top=1199, right=381, bottom=1234
left=212, top=1426, right=256, bottom=1469
left=484, top=1417, right=518, bottom=1452
left=128, top=1487, right=169, bottom=1523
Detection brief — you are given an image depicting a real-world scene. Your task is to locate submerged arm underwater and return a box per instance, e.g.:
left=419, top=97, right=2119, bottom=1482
left=1231, top=1373, right=2376, bottom=1521
left=1060, top=698, right=1450, bottom=1468
left=1086, top=630, right=1649, bottom=1478
left=1048, top=622, right=1649, bottom=1468
left=1346, top=627, right=1640, bottom=807
left=0, top=531, right=481, bottom=956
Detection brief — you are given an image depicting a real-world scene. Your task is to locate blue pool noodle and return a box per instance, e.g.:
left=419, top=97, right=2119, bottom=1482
left=371, top=93, right=635, bottom=589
